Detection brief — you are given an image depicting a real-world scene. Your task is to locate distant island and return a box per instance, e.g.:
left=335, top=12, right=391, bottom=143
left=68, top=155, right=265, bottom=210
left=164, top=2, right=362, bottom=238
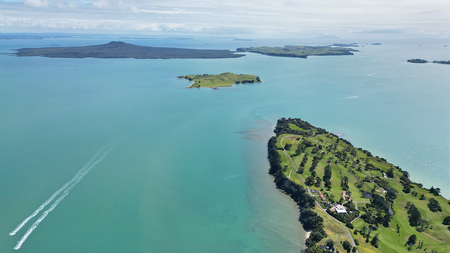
left=433, top=60, right=450, bottom=65
left=236, top=45, right=357, bottom=58
left=268, top=118, right=450, bottom=253
left=407, top=59, right=450, bottom=65
left=372, top=43, right=382, bottom=45
left=178, top=72, right=261, bottom=88
left=407, top=59, right=428, bottom=63
left=13, top=41, right=244, bottom=59
left=331, top=43, right=359, bottom=47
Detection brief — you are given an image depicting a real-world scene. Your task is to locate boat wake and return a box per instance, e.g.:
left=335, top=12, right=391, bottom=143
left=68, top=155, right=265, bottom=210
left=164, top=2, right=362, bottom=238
left=9, top=142, right=117, bottom=250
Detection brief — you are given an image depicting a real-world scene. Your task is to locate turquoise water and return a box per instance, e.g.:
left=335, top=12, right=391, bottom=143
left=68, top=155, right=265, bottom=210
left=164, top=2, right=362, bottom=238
left=0, top=38, right=449, bottom=252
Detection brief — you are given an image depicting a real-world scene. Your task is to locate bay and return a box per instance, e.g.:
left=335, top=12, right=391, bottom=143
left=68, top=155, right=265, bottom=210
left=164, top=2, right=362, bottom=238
left=0, top=37, right=449, bottom=252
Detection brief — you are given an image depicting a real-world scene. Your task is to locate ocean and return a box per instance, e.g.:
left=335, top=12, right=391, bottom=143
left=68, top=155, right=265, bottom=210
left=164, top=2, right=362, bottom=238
left=0, top=37, right=449, bottom=252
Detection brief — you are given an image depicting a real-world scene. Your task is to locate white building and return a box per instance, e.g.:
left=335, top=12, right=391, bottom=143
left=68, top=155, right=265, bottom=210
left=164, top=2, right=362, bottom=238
left=335, top=205, right=347, bottom=214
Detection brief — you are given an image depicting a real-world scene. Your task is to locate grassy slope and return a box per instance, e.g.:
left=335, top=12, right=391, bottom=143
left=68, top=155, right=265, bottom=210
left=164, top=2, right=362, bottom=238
left=277, top=123, right=450, bottom=253
left=179, top=72, right=261, bottom=88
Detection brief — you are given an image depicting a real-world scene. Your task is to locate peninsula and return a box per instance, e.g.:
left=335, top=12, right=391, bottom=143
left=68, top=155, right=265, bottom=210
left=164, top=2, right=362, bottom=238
left=236, top=45, right=357, bottom=58
left=178, top=72, right=261, bottom=88
left=268, top=118, right=450, bottom=253
left=13, top=41, right=244, bottom=59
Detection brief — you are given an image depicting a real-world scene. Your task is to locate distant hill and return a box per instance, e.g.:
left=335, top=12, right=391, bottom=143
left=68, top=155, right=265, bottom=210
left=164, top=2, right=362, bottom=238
left=13, top=41, right=244, bottom=59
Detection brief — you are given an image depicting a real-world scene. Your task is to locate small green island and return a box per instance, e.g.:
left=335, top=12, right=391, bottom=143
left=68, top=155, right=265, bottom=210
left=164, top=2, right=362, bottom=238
left=13, top=41, right=244, bottom=59
left=268, top=118, right=450, bottom=253
left=178, top=72, right=261, bottom=88
left=236, top=45, right=357, bottom=58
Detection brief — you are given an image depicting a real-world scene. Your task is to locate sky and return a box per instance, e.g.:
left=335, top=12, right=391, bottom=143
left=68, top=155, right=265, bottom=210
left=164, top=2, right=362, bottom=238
left=1, top=0, right=450, bottom=38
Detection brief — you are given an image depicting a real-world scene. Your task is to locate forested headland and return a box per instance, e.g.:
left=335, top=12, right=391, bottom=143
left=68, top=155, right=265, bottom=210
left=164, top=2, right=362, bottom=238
left=268, top=117, right=450, bottom=253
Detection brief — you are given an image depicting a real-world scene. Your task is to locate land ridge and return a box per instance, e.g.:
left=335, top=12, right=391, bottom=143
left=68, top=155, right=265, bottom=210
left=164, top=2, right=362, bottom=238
left=236, top=45, right=357, bottom=58
left=12, top=41, right=245, bottom=59
left=407, top=59, right=450, bottom=65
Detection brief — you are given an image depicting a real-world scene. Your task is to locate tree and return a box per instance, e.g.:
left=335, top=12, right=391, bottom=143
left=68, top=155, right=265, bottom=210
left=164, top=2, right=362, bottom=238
left=407, top=204, right=422, bottom=226
left=386, top=189, right=397, bottom=200
left=371, top=233, right=379, bottom=248
left=301, top=209, right=324, bottom=231
left=435, top=188, right=441, bottom=196
left=306, top=176, right=315, bottom=186
left=407, top=234, right=417, bottom=245
left=295, top=146, right=302, bottom=156
left=305, top=245, right=327, bottom=253
left=323, top=164, right=332, bottom=181
left=419, top=194, right=426, bottom=200
left=341, top=176, right=349, bottom=190
left=429, top=186, right=440, bottom=195
left=428, top=198, right=442, bottom=212
left=443, top=216, right=450, bottom=225
left=298, top=166, right=305, bottom=174
left=325, top=180, right=332, bottom=189
left=352, top=247, right=357, bottom=253
left=343, top=240, right=352, bottom=252
left=315, top=177, right=322, bottom=187
left=402, top=184, right=411, bottom=193
left=325, top=239, right=334, bottom=250
left=305, top=231, right=324, bottom=247
left=386, top=168, right=394, bottom=178
left=382, top=214, right=391, bottom=227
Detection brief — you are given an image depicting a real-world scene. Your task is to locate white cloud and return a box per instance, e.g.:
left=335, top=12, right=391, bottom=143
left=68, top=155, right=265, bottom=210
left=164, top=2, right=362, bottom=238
left=23, top=0, right=49, bottom=8
left=92, top=0, right=109, bottom=8
left=0, top=0, right=449, bottom=37
left=130, top=5, right=139, bottom=14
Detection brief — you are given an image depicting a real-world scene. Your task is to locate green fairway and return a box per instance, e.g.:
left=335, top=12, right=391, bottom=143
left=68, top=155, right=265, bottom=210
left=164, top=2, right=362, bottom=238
left=178, top=72, right=261, bottom=88
left=273, top=118, right=450, bottom=253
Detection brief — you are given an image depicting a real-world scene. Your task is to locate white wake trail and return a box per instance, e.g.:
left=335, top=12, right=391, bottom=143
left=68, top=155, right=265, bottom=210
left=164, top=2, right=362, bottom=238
left=13, top=144, right=116, bottom=250
left=9, top=146, right=110, bottom=237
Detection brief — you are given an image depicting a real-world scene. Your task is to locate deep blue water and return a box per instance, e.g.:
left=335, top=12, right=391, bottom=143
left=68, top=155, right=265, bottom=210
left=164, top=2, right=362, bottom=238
left=0, top=37, right=449, bottom=252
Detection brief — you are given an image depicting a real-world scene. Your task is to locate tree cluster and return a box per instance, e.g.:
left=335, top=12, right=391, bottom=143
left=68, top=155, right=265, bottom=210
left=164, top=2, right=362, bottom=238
left=267, top=136, right=327, bottom=246
left=302, top=209, right=327, bottom=247
left=427, top=198, right=442, bottom=212
left=406, top=202, right=423, bottom=226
